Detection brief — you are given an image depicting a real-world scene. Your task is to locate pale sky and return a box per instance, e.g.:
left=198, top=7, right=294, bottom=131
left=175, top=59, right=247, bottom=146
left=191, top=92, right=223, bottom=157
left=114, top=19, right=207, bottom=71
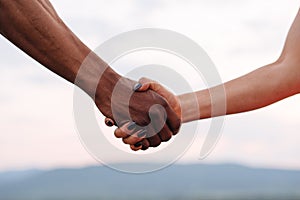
left=0, top=0, right=300, bottom=171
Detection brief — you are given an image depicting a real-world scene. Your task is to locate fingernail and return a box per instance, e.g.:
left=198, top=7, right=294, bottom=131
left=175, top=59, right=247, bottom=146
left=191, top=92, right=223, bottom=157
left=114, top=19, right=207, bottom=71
left=133, top=83, right=142, bottom=91
left=105, top=119, right=114, bottom=127
left=134, top=142, right=142, bottom=148
left=137, top=130, right=146, bottom=138
left=107, top=121, right=113, bottom=126
left=127, top=122, right=136, bottom=130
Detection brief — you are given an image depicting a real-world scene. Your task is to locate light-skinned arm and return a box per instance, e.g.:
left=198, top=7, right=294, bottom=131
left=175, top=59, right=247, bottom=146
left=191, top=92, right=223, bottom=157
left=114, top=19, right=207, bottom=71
left=113, top=9, right=300, bottom=151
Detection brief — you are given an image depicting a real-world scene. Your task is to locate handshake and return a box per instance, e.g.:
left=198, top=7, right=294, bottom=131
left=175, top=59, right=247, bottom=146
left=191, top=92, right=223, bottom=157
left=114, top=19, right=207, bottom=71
left=93, top=68, right=187, bottom=151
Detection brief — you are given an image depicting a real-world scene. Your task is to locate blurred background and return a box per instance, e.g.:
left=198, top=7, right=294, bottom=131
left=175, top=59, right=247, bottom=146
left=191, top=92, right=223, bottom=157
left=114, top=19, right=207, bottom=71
left=0, top=0, right=300, bottom=199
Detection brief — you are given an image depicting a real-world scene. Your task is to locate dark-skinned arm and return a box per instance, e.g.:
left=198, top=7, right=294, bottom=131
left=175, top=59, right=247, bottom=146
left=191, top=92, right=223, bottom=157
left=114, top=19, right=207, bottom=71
left=0, top=0, right=181, bottom=150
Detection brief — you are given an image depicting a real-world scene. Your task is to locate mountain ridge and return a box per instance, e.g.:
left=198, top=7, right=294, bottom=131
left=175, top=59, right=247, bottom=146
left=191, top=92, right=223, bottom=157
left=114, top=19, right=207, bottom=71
left=1, top=163, right=300, bottom=200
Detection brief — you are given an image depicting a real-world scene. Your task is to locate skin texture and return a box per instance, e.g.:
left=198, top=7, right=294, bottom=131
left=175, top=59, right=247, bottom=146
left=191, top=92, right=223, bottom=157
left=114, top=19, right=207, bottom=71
left=0, top=0, right=181, bottom=150
left=112, top=9, right=300, bottom=151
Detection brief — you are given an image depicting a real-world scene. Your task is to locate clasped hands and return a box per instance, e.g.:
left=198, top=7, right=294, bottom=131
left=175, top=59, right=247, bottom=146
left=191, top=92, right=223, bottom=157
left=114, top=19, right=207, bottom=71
left=95, top=70, right=182, bottom=151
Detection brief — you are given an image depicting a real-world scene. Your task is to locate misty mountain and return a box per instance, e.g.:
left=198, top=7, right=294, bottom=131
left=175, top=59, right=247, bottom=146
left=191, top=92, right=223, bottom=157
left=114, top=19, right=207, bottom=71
left=0, top=163, right=300, bottom=200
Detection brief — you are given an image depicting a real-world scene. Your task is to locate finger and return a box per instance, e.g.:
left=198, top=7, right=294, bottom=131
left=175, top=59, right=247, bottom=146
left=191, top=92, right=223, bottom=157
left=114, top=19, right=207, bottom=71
left=147, top=134, right=162, bottom=147
left=145, top=125, right=162, bottom=147
left=141, top=139, right=150, bottom=150
left=104, top=118, right=115, bottom=127
left=130, top=138, right=149, bottom=151
left=114, top=128, right=128, bottom=138
left=158, top=124, right=173, bottom=142
left=122, top=129, right=147, bottom=145
left=130, top=144, right=143, bottom=151
left=114, top=121, right=137, bottom=138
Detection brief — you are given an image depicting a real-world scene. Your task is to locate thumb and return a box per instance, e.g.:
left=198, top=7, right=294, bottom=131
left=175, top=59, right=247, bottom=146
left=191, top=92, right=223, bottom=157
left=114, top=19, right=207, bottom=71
left=136, top=77, right=174, bottom=100
left=134, top=77, right=162, bottom=92
left=134, top=77, right=181, bottom=120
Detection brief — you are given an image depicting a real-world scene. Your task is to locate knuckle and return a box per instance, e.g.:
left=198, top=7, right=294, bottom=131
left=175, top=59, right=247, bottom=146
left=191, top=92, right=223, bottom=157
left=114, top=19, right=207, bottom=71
left=152, top=141, right=161, bottom=147
left=130, top=146, right=139, bottom=151
left=122, top=138, right=129, bottom=144
left=160, top=133, right=172, bottom=142
left=114, top=129, right=121, bottom=138
left=149, top=137, right=161, bottom=147
left=124, top=137, right=136, bottom=145
left=131, top=136, right=141, bottom=144
left=141, top=139, right=150, bottom=150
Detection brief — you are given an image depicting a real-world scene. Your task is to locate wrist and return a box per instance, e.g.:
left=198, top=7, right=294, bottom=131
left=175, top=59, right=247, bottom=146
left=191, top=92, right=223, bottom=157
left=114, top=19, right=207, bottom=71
left=178, top=93, right=200, bottom=123
left=75, top=52, right=121, bottom=98
left=95, top=72, right=137, bottom=120
left=96, top=67, right=122, bottom=101
left=178, top=89, right=212, bottom=123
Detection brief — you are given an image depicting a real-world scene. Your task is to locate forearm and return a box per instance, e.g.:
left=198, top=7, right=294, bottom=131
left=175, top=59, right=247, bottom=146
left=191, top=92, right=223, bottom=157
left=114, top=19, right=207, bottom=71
left=0, top=0, right=119, bottom=96
left=179, top=60, right=300, bottom=122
